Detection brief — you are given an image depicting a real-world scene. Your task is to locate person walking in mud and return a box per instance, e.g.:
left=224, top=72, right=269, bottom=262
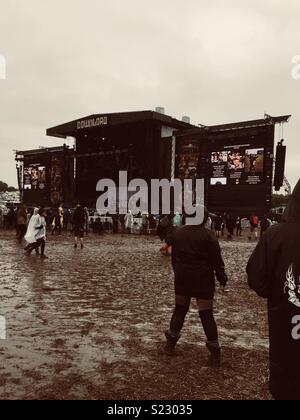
left=226, top=214, right=235, bottom=241
left=235, top=216, right=242, bottom=237
left=164, top=206, right=228, bottom=367
left=24, top=207, right=48, bottom=258
left=214, top=214, right=223, bottom=238
left=35, top=208, right=48, bottom=259
left=124, top=210, right=134, bottom=234
left=16, top=204, right=28, bottom=243
left=249, top=213, right=259, bottom=241
left=73, top=204, right=85, bottom=249
left=84, top=207, right=90, bottom=235
left=247, top=180, right=300, bottom=400
left=24, top=208, right=39, bottom=253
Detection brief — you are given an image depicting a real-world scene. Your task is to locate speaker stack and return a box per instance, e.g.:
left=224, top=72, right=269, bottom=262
left=274, top=140, right=287, bottom=191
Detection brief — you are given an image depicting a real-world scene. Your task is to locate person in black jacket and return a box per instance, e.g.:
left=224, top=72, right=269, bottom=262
left=247, top=180, right=300, bottom=400
left=226, top=214, right=236, bottom=240
left=165, top=207, right=228, bottom=367
left=73, top=204, right=85, bottom=249
left=214, top=214, right=223, bottom=238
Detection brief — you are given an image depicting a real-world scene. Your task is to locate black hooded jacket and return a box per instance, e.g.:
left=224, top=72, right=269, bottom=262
left=247, top=180, right=300, bottom=398
left=171, top=225, right=228, bottom=299
left=73, top=206, right=85, bottom=228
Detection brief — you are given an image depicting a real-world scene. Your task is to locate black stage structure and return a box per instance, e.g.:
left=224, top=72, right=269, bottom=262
left=15, top=146, right=74, bottom=207
left=17, top=111, right=291, bottom=215
left=174, top=115, right=291, bottom=216
left=46, top=110, right=194, bottom=207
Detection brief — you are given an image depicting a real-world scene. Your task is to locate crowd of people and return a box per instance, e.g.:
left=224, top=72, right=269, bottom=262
left=0, top=203, right=278, bottom=259
left=0, top=203, right=277, bottom=239
left=0, top=204, right=161, bottom=236
left=156, top=212, right=276, bottom=256
left=205, top=212, right=277, bottom=241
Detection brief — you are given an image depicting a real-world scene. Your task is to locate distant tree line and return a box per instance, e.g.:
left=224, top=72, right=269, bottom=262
left=0, top=181, right=18, bottom=193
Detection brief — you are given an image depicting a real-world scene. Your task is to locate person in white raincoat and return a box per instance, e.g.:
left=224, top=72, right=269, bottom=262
left=24, top=208, right=39, bottom=243
left=24, top=208, right=40, bottom=254
left=34, top=208, right=48, bottom=259
left=124, top=210, right=134, bottom=233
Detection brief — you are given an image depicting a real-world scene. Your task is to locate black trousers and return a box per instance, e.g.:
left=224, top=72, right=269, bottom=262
left=169, top=298, right=219, bottom=345
left=26, top=238, right=46, bottom=255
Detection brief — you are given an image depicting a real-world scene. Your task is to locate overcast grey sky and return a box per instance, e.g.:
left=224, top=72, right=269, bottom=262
left=0, top=0, right=299, bottom=189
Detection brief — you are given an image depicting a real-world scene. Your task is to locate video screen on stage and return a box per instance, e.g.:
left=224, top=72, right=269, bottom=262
left=23, top=165, right=46, bottom=191
left=177, top=142, right=201, bottom=181
left=210, top=146, right=265, bottom=186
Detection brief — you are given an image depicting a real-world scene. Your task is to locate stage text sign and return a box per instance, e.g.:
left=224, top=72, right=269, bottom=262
left=77, top=117, right=108, bottom=130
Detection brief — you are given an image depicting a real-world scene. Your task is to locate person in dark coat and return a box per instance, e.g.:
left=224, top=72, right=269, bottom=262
left=235, top=216, right=242, bottom=236
left=92, top=217, right=103, bottom=235
left=247, top=180, right=300, bottom=400
left=73, top=204, right=85, bottom=249
left=214, top=214, right=223, bottom=238
left=226, top=214, right=236, bottom=240
left=165, top=207, right=228, bottom=366
left=7, top=206, right=16, bottom=230
left=260, top=214, right=271, bottom=237
left=16, top=204, right=27, bottom=242
left=112, top=214, right=119, bottom=234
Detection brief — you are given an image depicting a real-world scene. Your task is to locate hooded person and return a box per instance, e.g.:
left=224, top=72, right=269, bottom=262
left=141, top=211, right=149, bottom=234
left=73, top=204, right=85, bottom=249
left=164, top=206, right=228, bottom=366
left=124, top=210, right=134, bottom=233
left=247, top=180, right=300, bottom=400
left=24, top=208, right=48, bottom=258
left=24, top=208, right=40, bottom=245
left=35, top=208, right=48, bottom=259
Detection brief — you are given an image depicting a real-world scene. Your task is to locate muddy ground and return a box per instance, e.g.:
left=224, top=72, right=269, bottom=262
left=0, top=231, right=270, bottom=400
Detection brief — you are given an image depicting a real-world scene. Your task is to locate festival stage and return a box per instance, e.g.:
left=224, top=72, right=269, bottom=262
left=16, top=111, right=291, bottom=215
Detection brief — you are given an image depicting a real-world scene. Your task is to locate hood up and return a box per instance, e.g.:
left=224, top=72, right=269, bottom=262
left=283, top=180, right=300, bottom=223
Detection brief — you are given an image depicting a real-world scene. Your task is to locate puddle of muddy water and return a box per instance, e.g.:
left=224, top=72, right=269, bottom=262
left=0, top=234, right=270, bottom=399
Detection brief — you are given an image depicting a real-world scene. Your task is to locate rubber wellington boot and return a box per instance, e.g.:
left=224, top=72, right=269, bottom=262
left=206, top=342, right=221, bottom=368
left=164, top=330, right=180, bottom=356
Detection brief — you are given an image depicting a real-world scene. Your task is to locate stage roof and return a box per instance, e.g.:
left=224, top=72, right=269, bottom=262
left=46, top=110, right=195, bottom=139
left=15, top=146, right=73, bottom=160
left=175, top=115, right=292, bottom=137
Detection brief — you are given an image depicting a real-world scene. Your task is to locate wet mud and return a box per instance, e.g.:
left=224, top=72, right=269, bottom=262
left=0, top=233, right=270, bottom=400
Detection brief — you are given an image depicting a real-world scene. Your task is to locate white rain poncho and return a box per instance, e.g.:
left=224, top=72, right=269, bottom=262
left=125, top=210, right=134, bottom=229
left=24, top=208, right=40, bottom=244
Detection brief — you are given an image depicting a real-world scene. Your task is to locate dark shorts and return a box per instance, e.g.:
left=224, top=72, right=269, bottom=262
left=74, top=227, right=84, bottom=238
left=174, top=288, right=214, bottom=300
left=175, top=269, right=215, bottom=300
